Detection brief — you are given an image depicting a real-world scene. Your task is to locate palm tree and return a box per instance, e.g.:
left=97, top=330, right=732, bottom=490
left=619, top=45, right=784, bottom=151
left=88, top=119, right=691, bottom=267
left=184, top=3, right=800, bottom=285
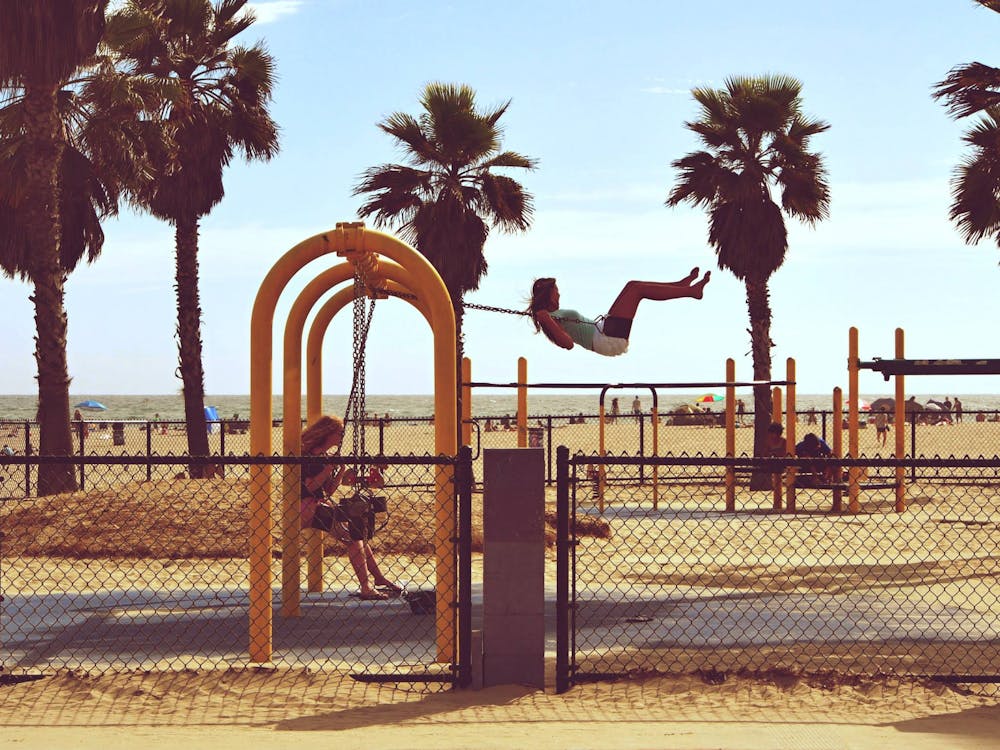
left=354, top=83, right=535, bottom=446
left=0, top=2, right=109, bottom=494
left=354, top=82, right=537, bottom=353
left=933, top=1, right=1000, bottom=249
left=103, top=0, right=279, bottom=467
left=666, top=75, right=830, bottom=465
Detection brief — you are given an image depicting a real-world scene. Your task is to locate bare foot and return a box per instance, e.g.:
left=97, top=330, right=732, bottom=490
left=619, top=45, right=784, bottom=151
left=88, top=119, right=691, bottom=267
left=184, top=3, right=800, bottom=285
left=678, top=267, right=699, bottom=285
left=690, top=270, right=711, bottom=298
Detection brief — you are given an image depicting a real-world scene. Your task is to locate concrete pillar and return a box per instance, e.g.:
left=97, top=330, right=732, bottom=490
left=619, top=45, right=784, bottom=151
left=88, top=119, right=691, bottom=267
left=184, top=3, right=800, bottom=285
left=482, top=448, right=545, bottom=688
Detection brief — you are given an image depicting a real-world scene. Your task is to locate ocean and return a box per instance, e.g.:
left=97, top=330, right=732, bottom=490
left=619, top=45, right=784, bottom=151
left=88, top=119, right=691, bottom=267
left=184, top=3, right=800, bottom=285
left=1, top=392, right=997, bottom=422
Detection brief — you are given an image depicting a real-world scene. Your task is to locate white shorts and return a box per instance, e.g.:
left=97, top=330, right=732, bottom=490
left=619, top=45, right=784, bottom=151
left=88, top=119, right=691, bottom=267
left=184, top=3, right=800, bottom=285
left=594, top=319, right=629, bottom=357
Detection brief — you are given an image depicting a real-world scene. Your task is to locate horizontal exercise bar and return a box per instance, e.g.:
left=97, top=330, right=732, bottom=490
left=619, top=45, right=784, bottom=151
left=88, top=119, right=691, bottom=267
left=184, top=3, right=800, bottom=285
left=859, top=358, right=1000, bottom=380
left=463, top=380, right=794, bottom=390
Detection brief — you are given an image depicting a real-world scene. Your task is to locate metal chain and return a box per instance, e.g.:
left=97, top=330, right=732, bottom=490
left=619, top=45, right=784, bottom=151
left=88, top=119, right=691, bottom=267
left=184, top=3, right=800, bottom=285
left=372, top=287, right=592, bottom=324
left=463, top=301, right=531, bottom=317
left=344, top=272, right=377, bottom=478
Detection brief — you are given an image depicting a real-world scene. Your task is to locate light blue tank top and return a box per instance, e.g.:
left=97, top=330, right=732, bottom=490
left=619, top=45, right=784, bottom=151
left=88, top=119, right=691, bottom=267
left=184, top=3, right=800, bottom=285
left=551, top=309, right=596, bottom=351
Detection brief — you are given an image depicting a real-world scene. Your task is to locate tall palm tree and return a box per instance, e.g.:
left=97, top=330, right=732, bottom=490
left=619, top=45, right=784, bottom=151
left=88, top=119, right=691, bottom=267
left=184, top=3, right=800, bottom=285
left=933, top=0, right=1000, bottom=249
left=666, top=75, right=830, bottom=464
left=354, top=82, right=537, bottom=353
left=103, top=0, right=279, bottom=467
left=354, top=83, right=535, bottom=445
left=0, top=2, right=109, bottom=494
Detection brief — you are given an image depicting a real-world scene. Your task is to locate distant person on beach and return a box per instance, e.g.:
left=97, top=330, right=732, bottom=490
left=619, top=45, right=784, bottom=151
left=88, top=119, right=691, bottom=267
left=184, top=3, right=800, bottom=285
left=527, top=270, right=710, bottom=356
left=73, top=409, right=89, bottom=438
left=610, top=397, right=620, bottom=423
left=736, top=399, right=746, bottom=426
left=299, top=415, right=399, bottom=601
left=953, top=397, right=963, bottom=423
left=632, top=395, right=642, bottom=422
left=873, top=407, right=889, bottom=447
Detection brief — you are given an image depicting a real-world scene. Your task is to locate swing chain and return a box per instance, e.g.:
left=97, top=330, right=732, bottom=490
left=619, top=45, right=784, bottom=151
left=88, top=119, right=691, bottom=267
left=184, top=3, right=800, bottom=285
left=371, top=286, right=593, bottom=327
left=344, top=270, right=377, bottom=480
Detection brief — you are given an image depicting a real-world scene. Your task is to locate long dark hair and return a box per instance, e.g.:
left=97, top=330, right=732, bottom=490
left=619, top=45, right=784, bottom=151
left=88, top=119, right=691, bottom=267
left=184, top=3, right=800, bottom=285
left=527, top=277, right=558, bottom=342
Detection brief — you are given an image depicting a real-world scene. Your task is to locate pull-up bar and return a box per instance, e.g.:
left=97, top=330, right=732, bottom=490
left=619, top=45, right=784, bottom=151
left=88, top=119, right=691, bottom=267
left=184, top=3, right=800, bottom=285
left=858, top=358, right=1000, bottom=380
left=463, top=380, right=794, bottom=390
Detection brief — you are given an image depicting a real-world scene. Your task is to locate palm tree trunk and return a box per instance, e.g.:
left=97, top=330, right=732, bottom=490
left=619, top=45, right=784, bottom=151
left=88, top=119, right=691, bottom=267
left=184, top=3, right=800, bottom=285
left=174, top=214, right=210, bottom=473
left=745, top=276, right=776, bottom=490
left=24, top=85, right=77, bottom=495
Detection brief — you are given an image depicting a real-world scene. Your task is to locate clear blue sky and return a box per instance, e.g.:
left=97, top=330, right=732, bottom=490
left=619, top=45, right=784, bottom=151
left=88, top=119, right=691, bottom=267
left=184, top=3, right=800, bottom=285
left=3, top=0, right=999, bottom=398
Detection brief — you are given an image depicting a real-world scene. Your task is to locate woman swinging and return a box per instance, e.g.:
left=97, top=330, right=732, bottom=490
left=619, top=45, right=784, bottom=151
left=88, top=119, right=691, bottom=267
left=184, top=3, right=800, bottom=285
left=528, top=268, right=710, bottom=356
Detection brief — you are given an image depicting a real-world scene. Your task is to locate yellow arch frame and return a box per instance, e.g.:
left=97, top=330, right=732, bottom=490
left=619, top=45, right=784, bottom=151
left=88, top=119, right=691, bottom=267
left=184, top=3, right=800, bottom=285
left=249, top=222, right=456, bottom=663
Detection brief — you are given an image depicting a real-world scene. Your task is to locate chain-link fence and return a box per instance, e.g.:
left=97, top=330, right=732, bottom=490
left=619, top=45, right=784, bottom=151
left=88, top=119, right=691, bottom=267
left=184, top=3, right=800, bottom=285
left=6, top=410, right=1000, bottom=496
left=0, top=452, right=473, bottom=687
left=555, top=449, right=1000, bottom=692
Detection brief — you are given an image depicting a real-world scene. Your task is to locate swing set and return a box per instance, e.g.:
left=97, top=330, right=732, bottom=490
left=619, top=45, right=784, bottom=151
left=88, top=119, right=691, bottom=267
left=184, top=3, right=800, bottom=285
left=248, top=222, right=457, bottom=664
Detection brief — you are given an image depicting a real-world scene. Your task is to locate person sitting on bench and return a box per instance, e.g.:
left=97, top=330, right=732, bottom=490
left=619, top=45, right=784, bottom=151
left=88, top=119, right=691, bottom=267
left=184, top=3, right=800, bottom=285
left=795, top=432, right=836, bottom=485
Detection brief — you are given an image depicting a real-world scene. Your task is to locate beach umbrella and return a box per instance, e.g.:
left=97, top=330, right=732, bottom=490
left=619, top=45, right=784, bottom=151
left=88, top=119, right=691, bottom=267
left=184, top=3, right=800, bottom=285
left=694, top=393, right=724, bottom=404
left=870, top=397, right=895, bottom=412
left=843, top=397, right=871, bottom=412
left=74, top=400, right=107, bottom=411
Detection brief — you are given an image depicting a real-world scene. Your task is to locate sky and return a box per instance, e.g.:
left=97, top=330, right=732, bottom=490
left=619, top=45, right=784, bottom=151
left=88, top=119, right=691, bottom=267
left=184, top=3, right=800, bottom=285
left=3, top=0, right=1000, bottom=400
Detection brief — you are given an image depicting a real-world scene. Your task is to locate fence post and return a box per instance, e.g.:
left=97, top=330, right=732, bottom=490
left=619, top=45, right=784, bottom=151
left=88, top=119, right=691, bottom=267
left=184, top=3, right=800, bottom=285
left=546, top=416, right=553, bottom=486
left=457, top=445, right=473, bottom=689
left=638, top=414, right=645, bottom=485
left=555, top=445, right=570, bottom=694
left=146, top=420, right=153, bottom=483
left=482, top=447, right=545, bottom=689
left=220, top=421, right=227, bottom=474
left=76, top=420, right=85, bottom=490
left=23, top=420, right=31, bottom=495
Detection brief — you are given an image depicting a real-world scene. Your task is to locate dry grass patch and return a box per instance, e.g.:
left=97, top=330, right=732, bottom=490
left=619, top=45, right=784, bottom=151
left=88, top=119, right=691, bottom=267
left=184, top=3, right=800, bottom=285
left=1, top=480, right=611, bottom=558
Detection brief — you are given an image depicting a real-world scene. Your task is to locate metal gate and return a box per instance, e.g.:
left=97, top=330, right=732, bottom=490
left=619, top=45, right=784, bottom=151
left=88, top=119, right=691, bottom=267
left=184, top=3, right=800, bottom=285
left=555, top=446, right=1000, bottom=692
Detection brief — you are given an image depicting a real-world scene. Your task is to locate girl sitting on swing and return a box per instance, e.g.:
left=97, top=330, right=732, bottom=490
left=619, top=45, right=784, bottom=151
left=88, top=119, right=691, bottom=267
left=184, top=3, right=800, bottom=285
left=528, top=268, right=710, bottom=356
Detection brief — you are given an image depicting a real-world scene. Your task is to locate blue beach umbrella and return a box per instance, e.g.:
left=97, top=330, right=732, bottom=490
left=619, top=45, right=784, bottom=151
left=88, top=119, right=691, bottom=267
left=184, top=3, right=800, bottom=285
left=74, top=400, right=107, bottom=411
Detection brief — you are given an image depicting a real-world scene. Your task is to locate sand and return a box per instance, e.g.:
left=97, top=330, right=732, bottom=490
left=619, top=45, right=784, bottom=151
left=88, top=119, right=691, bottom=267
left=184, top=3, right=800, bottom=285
left=0, top=669, right=998, bottom=749
left=1, top=418, right=999, bottom=748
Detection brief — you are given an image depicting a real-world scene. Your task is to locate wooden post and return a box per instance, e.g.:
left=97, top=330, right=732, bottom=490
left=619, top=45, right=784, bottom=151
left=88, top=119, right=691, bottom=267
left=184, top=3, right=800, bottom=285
left=848, top=327, right=861, bottom=513
left=517, top=357, right=528, bottom=448
left=894, top=328, right=907, bottom=512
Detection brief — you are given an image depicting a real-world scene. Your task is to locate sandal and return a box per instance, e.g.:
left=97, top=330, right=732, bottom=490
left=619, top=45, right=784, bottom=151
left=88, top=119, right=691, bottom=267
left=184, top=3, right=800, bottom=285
left=358, top=590, right=389, bottom=601
left=375, top=581, right=403, bottom=593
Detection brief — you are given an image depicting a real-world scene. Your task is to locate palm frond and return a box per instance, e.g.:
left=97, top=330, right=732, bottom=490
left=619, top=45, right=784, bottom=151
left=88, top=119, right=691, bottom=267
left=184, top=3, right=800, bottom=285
left=933, top=62, right=1000, bottom=119
left=355, top=82, right=535, bottom=301
left=480, top=173, right=533, bottom=231
left=479, top=150, right=538, bottom=171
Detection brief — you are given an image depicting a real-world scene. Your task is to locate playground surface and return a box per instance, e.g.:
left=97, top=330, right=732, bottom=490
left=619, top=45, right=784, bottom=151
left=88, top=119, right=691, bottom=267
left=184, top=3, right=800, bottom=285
left=1, top=666, right=998, bottom=750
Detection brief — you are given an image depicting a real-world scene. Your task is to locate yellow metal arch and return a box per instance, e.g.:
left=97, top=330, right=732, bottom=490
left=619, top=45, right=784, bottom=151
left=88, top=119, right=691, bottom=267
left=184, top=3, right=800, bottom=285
left=249, top=222, right=456, bottom=663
